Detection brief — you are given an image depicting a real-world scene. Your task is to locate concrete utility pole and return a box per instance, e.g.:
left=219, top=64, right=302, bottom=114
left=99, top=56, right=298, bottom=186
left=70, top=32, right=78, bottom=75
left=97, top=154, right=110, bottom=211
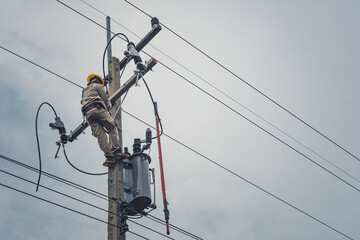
left=66, top=17, right=161, bottom=240
left=107, top=56, right=125, bottom=240
left=104, top=17, right=162, bottom=240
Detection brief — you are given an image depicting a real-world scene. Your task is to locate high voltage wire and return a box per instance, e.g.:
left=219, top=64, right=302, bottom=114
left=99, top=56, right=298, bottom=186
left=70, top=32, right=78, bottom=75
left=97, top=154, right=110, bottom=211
left=0, top=182, right=151, bottom=240
left=0, top=155, right=203, bottom=240
left=1, top=0, right=358, bottom=205
left=122, top=0, right=360, bottom=164
left=78, top=0, right=360, bottom=186
left=55, top=0, right=360, bottom=195
left=0, top=2, right=356, bottom=238
left=0, top=168, right=174, bottom=240
left=0, top=45, right=83, bottom=89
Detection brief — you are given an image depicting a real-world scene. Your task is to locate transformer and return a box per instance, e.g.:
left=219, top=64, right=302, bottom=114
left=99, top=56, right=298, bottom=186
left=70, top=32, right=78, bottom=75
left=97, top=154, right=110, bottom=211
left=123, top=138, right=152, bottom=215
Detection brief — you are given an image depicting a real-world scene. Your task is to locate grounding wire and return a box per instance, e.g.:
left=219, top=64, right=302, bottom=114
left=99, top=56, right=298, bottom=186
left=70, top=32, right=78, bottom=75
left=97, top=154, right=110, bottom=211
left=0, top=182, right=151, bottom=240
left=35, top=102, right=58, bottom=192
left=79, top=0, right=360, bottom=185
left=0, top=155, right=201, bottom=239
left=120, top=110, right=354, bottom=240
left=123, top=0, right=360, bottom=164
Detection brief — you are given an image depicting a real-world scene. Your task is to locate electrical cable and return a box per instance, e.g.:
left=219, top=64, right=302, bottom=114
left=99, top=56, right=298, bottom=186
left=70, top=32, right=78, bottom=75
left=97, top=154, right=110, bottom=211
left=156, top=61, right=360, bottom=194
left=0, top=45, right=83, bottom=89
left=60, top=1, right=360, bottom=192
left=79, top=0, right=360, bottom=185
left=0, top=155, right=201, bottom=239
left=62, top=145, right=107, bottom=175
left=142, top=76, right=163, bottom=137
left=35, top=102, right=108, bottom=177
left=0, top=168, right=174, bottom=240
left=35, top=102, right=58, bottom=192
left=0, top=182, right=152, bottom=240
left=59, top=0, right=360, bottom=193
left=123, top=0, right=360, bottom=164
left=120, top=110, right=355, bottom=240
left=5, top=3, right=357, bottom=238
left=102, top=32, right=129, bottom=82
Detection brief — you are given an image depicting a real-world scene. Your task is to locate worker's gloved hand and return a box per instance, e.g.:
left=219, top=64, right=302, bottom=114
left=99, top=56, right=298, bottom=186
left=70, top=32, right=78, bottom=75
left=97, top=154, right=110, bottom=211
left=106, top=91, right=110, bottom=98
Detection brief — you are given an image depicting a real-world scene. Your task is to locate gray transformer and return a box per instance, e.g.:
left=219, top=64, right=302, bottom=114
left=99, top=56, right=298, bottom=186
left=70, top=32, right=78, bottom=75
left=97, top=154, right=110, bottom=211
left=123, top=144, right=152, bottom=215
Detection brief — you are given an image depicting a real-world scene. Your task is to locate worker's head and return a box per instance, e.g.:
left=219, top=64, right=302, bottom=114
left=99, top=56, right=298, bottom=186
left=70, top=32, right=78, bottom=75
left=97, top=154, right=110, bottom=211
left=87, top=74, right=104, bottom=86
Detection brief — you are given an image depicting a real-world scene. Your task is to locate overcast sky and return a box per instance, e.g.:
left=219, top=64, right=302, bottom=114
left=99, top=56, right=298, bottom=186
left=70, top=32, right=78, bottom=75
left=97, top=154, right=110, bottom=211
left=0, top=0, right=359, bottom=239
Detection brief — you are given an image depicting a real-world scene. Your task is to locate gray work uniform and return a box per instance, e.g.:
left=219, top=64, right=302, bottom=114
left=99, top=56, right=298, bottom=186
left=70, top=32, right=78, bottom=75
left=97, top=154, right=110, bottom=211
left=81, top=82, right=120, bottom=158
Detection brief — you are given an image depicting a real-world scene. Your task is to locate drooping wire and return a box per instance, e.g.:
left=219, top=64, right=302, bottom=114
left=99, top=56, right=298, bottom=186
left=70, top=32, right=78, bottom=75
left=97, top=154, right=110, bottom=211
left=62, top=145, right=107, bottom=175
left=35, top=102, right=58, bottom=192
left=122, top=0, right=360, bottom=163
left=102, top=32, right=129, bottom=84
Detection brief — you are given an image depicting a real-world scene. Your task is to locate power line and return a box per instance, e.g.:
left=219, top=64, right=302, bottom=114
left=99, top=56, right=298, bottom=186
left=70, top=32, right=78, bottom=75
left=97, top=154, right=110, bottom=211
left=0, top=45, right=83, bottom=89
left=79, top=0, right=360, bottom=185
left=58, top=0, right=360, bottom=196
left=2, top=3, right=356, bottom=238
left=123, top=0, right=360, bottom=164
left=0, top=167, right=175, bottom=240
left=0, top=155, right=202, bottom=240
left=0, top=182, right=151, bottom=240
left=120, top=110, right=355, bottom=240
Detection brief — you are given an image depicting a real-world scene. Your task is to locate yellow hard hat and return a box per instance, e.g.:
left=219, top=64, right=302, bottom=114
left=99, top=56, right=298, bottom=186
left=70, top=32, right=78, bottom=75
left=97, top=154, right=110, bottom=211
left=87, top=74, right=104, bottom=86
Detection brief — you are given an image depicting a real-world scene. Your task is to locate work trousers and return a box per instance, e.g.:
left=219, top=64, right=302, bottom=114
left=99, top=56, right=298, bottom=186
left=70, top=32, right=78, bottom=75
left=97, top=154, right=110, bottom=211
left=86, top=107, right=120, bottom=158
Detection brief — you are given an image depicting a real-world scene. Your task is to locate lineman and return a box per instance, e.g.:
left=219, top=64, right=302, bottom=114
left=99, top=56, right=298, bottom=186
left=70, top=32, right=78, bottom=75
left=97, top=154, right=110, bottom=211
left=81, top=74, right=128, bottom=167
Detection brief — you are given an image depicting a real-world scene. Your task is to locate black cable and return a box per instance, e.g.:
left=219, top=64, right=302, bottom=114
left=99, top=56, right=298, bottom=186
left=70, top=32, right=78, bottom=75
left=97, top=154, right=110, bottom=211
left=0, top=45, right=83, bottom=89
left=123, top=0, right=360, bottom=164
left=80, top=0, right=360, bottom=185
left=146, top=214, right=203, bottom=240
left=62, top=145, right=108, bottom=175
left=156, top=60, right=360, bottom=194
left=0, top=182, right=152, bottom=240
left=102, top=32, right=130, bottom=82
left=35, top=102, right=58, bottom=192
left=120, top=109, right=355, bottom=240
left=0, top=154, right=109, bottom=201
left=7, top=3, right=356, bottom=238
left=142, top=76, right=163, bottom=137
left=0, top=168, right=174, bottom=240
left=25, top=0, right=360, bottom=200
left=0, top=155, right=195, bottom=239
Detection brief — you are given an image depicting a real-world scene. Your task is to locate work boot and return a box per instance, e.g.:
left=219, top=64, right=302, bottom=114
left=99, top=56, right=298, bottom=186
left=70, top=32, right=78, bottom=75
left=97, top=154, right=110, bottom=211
left=114, top=149, right=130, bottom=161
left=103, top=156, right=115, bottom=167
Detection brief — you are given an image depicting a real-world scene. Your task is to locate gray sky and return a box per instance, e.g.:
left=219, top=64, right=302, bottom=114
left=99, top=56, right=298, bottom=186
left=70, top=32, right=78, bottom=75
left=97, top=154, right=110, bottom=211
left=0, top=0, right=359, bottom=239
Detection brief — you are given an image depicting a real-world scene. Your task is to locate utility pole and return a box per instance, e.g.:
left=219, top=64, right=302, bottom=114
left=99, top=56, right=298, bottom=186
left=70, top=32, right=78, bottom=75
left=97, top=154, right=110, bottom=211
left=105, top=17, right=161, bottom=240
left=107, top=56, right=125, bottom=240
left=67, top=16, right=161, bottom=240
